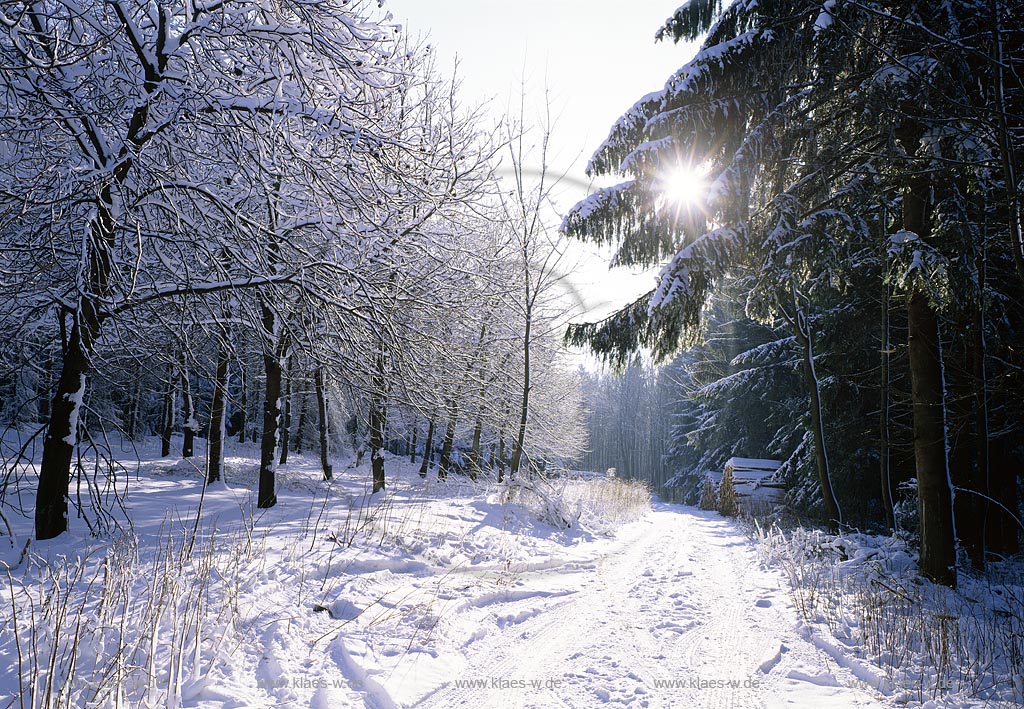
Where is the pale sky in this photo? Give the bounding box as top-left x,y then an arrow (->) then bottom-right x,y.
382,0 -> 699,321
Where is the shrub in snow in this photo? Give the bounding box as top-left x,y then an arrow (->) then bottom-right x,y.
754,523 -> 1024,706
3,519 -> 262,708
500,479 -> 580,530
894,478 -> 920,537
698,477 -> 719,511
573,477 -> 651,531
501,475 -> 651,534
718,469 -> 738,517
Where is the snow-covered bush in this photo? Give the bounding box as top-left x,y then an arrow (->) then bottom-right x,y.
755,523 -> 1024,706
499,478 -> 580,530
2,518 -> 261,708
571,476 -> 651,530
893,479 -> 920,536
501,474 -> 651,534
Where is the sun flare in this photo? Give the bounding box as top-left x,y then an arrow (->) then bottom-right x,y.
662,165 -> 707,208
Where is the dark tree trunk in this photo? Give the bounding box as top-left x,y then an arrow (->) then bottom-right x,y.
469,418 -> 482,481
789,290 -> 841,533
972,254 -> 993,561
126,379 -> 142,442
258,349 -> 282,508
801,334 -> 840,532
160,369 -> 175,458
369,350 -> 387,493
901,130 -> 957,587
510,314 -> 532,478
370,403 -> 385,493
438,411 -> 457,480
881,282 -> 896,531
36,194 -> 115,540
418,419 -> 435,478
257,305 -> 284,509
279,360 -> 292,466
410,422 -> 418,464
315,367 -> 332,481
237,365 -> 248,445
909,290 -> 958,589
35,320 -> 91,540
207,340 -> 230,484
950,321 -> 984,570
497,429 -> 506,483
987,437 -> 1020,556
181,368 -> 196,459
294,383 -> 307,455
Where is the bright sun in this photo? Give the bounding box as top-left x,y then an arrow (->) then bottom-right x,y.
661,165 -> 707,208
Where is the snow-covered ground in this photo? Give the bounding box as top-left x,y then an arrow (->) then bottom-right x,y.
755,524 -> 1023,708
0,439 -> 1010,707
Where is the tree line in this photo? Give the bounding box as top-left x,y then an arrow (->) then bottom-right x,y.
566,0 -> 1023,588
0,0 -> 587,541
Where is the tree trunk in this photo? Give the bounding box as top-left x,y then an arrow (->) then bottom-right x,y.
509,314 -> 532,478
35,321 -> 91,540
438,411 -> 457,480
950,317 -> 985,570
908,290 -> 957,586
880,281 -> 896,531
418,419 -> 434,478
257,305 -> 284,509
315,367 -> 332,481
161,369 -> 175,458
294,383 -> 307,455
900,128 -> 957,586
369,349 -> 387,493
126,379 -> 141,442
370,403 -> 385,493
181,368 -> 196,459
469,418 -> 482,481
35,194 -> 115,540
410,422 -> 418,464
971,268 -> 992,561
790,288 -> 841,532
237,365 -> 248,445
497,429 -> 506,483
279,360 -> 292,466
207,340 -> 230,484
986,436 -> 1020,557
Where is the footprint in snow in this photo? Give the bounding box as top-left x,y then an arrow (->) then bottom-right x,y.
758,643 -> 787,673
755,598 -> 772,608
787,668 -> 839,686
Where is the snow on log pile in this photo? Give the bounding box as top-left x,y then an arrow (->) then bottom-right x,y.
707,457 -> 785,516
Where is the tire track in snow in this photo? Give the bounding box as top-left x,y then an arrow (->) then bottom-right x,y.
406,505 -> 885,708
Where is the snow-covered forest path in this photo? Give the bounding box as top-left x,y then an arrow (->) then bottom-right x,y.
408,504 -> 883,708
1,459 -> 894,709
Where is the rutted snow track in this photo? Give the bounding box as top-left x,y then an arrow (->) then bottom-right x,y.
402,504 -> 884,709
0,454 -> 897,709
